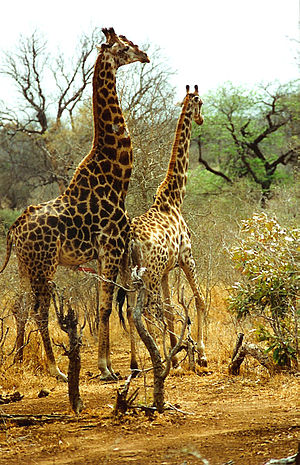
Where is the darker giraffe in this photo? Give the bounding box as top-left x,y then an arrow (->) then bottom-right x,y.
0,27 -> 149,381
121,85 -> 207,371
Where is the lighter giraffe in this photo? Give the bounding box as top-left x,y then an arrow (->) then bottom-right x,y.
120,85 -> 207,371
0,27 -> 149,381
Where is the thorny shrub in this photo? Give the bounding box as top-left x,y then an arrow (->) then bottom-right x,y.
228,213 -> 299,369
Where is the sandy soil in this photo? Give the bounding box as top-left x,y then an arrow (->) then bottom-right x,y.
0,338 -> 299,465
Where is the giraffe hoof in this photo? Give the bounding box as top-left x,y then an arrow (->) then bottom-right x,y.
131,368 -> 141,379
197,358 -> 208,368
56,371 -> 68,383
50,367 -> 67,382
99,370 -> 120,381
172,364 -> 183,374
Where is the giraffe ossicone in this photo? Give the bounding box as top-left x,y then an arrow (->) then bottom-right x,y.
0,27 -> 149,381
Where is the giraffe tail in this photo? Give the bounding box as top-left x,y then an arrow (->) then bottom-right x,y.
116,287 -> 127,332
0,229 -> 13,274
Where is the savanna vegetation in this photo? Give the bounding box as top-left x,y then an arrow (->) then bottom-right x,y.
0,28 -> 299,419
0,27 -> 299,465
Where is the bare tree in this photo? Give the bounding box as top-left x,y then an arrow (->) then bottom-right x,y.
0,38 -> 178,206
0,28 -> 102,194
52,286 -> 84,414
132,277 -> 189,413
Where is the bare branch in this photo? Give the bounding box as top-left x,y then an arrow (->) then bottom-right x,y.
193,135 -> 233,183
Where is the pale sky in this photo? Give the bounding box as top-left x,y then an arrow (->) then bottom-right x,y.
0,0 -> 299,106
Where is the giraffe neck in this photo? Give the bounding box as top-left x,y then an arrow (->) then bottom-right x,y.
65,49 -> 132,202
154,99 -> 192,210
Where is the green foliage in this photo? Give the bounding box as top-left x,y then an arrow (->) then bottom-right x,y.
186,165 -> 226,195
0,209 -> 21,233
193,81 -> 300,201
229,213 -> 299,368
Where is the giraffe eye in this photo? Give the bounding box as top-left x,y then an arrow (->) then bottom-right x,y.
118,46 -> 129,57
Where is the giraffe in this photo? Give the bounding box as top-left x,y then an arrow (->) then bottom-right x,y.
120,85 -> 207,371
0,27 -> 149,381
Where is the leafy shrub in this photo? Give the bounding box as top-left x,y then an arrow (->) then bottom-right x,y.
229,213 -> 299,369
0,209 -> 21,233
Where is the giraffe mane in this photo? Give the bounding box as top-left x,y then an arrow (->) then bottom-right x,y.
119,35 -> 141,49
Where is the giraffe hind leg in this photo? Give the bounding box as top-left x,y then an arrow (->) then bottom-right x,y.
97,262 -> 120,381
161,273 -> 180,368
125,291 -> 140,376
180,258 -> 208,367
32,283 -> 67,382
12,293 -> 29,363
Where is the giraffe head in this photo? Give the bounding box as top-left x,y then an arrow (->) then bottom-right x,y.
184,85 -> 204,126
99,27 -> 150,68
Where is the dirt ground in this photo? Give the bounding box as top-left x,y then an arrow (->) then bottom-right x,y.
0,336 -> 299,465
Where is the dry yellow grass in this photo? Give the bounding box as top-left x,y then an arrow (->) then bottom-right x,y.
0,259 -> 282,394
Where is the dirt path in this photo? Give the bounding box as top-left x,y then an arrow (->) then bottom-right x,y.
0,358 -> 299,465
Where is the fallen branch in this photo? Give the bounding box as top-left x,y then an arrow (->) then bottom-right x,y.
0,413 -> 74,428
0,391 -> 23,405
228,333 -> 277,375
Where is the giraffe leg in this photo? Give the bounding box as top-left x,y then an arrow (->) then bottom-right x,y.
32,282 -> 67,382
144,285 -> 161,339
118,252 -> 139,375
126,291 -> 140,375
161,274 -> 179,368
180,257 -> 208,367
12,293 -> 29,363
98,264 -> 119,380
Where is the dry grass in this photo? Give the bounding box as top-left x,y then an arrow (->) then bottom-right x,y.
0,216 -> 295,399
0,266 -> 275,395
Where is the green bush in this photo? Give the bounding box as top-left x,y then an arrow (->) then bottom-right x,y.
0,209 -> 21,233
228,212 -> 299,369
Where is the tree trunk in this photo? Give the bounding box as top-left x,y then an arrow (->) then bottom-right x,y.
68,323 -> 83,414
229,333 -> 278,375
53,292 -> 83,414
152,367 -> 165,413
132,287 -> 166,412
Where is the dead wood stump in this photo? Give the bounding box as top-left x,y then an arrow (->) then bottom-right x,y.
229,333 -> 277,375
113,373 -> 139,416
52,289 -> 83,414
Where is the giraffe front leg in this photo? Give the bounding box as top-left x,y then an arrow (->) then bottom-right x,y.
98,312 -> 118,380
194,294 -> 208,368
